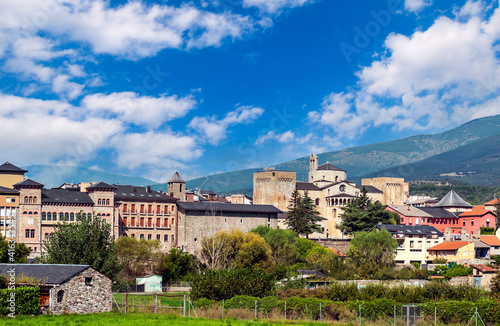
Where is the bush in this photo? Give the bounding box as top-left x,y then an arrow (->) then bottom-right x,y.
190,267 -> 274,301
0,286 -> 40,315
192,297 -> 217,309
432,257 -> 447,264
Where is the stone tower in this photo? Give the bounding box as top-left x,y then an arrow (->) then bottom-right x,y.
253,168 -> 296,212
308,154 -> 318,182
168,172 -> 186,201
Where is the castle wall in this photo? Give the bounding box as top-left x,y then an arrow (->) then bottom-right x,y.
362,177 -> 409,205
253,171 -> 296,212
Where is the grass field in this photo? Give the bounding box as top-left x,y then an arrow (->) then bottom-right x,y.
0,313 -> 336,326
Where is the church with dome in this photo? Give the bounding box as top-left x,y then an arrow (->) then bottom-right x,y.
253,154 -> 409,239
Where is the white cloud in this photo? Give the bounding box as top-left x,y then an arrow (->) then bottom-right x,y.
52,74 -> 85,100
243,0 -> 315,14
311,1 -> 500,139
189,105 -> 264,145
82,92 -> 197,128
255,130 -> 297,145
404,0 -> 433,13
109,131 -> 203,170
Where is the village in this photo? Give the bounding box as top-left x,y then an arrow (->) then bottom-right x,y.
1,158 -> 500,323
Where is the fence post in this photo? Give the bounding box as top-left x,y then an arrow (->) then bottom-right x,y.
183,295 -> 186,317
154,294 -> 157,314
222,299 -> 224,319
125,293 -> 128,314
394,305 -> 396,326
435,306 -> 436,326
320,302 -> 322,323
359,303 -> 361,325
255,300 -> 257,319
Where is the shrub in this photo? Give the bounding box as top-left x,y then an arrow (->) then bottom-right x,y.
0,286 -> 40,315
432,257 -> 447,264
190,267 -> 274,301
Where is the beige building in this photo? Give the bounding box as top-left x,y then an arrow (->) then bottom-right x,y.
253,154 -> 408,239
176,201 -> 280,256
362,177 -> 409,206
373,224 -> 444,264
427,241 -> 475,263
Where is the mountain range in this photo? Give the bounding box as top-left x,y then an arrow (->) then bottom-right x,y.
10,114 -> 500,193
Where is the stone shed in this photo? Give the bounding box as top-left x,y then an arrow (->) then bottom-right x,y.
0,264 -> 112,314
470,264 -> 499,290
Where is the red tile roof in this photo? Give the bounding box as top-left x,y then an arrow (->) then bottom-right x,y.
485,198 -> 500,205
459,205 -> 492,217
480,236 -> 500,246
428,241 -> 472,251
470,264 -> 499,273
329,248 -> 346,257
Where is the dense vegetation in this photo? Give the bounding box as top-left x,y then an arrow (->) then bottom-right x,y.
409,183 -> 500,205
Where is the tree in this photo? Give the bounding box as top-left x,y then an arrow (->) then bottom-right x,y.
251,226 -> 300,266
162,248 -> 198,283
338,189 -> 400,235
42,214 -> 121,278
286,191 -> 323,238
0,235 -> 31,263
116,236 -> 163,281
200,229 -> 271,270
347,229 -> 397,278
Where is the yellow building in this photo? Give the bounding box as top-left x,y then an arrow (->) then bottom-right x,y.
427,241 -> 475,263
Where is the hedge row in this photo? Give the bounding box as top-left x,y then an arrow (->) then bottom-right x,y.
277,281 -> 488,303
0,286 -> 40,315
193,295 -> 500,323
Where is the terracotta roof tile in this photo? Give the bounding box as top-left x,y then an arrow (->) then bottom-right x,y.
428,241 -> 472,251
470,264 -> 499,273
459,205 -> 491,217
480,236 -> 500,246
485,199 -> 500,205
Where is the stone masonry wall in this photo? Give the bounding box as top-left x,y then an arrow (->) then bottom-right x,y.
50,267 -> 112,314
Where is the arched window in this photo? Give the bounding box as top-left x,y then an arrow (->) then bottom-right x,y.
59,213 -> 64,221
23,211 -> 27,215
47,212 -> 51,221
70,213 -> 74,221
24,196 -> 28,203
57,290 -> 64,303
28,211 -> 33,215
42,212 -> 46,220
65,213 -> 69,221
28,196 -> 33,203
106,199 -> 110,205
315,198 -> 320,206
33,197 -> 37,204
98,199 -> 102,205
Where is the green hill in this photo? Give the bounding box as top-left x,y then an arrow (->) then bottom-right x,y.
175,114 -> 500,194
23,165 -> 157,188
363,133 -> 500,186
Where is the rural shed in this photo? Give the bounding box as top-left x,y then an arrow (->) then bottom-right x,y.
136,274 -> 162,293
0,264 -> 112,314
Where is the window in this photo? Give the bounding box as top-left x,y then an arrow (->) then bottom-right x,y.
148,218 -> 152,227
11,197 -> 15,203
171,235 -> 174,242
131,204 -> 136,213
70,213 -> 74,221
463,220 -> 466,226
42,212 -> 46,220
140,205 -> 145,213
31,229 -> 35,238
339,185 -> 346,192
240,219 -> 243,224
57,290 -> 64,303
401,218 -> 404,223
140,218 -> 144,227
106,199 -> 110,205
24,196 -> 28,203
6,197 -> 10,203
44,233 -> 49,239
171,218 -> 174,225
85,277 -> 92,286
123,204 -> 128,212
60,213 -> 64,221
157,205 -> 161,214
148,234 -> 152,240
148,205 -> 152,214
47,212 -> 52,221
33,197 -> 37,204
164,235 -> 168,242
164,218 -> 168,228
157,218 -> 161,227
140,234 -> 144,239
25,229 -> 30,238
156,235 -> 160,241
98,199 -> 102,205
410,241 -> 414,248
471,219 -> 474,226
194,238 -> 198,242
131,234 -> 135,238
165,206 -> 168,214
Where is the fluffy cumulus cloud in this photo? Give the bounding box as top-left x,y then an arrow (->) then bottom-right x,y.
404,0 -> 433,13
82,92 -> 197,128
189,105 -> 264,145
312,0 -> 500,140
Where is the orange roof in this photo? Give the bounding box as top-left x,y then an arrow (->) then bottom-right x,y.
329,248 -> 346,257
485,198 -> 500,205
459,205 -> 492,217
428,241 -> 472,251
480,235 -> 500,246
470,264 -> 499,273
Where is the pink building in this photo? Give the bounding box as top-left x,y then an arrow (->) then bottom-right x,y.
459,206 -> 496,236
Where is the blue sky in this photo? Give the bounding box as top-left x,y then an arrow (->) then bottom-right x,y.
1,0 -> 500,182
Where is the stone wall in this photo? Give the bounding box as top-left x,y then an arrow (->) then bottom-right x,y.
50,267 -> 112,314
253,170 -> 296,212
316,240 -> 351,255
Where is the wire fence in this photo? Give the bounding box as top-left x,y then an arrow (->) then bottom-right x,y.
111,294 -> 491,325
